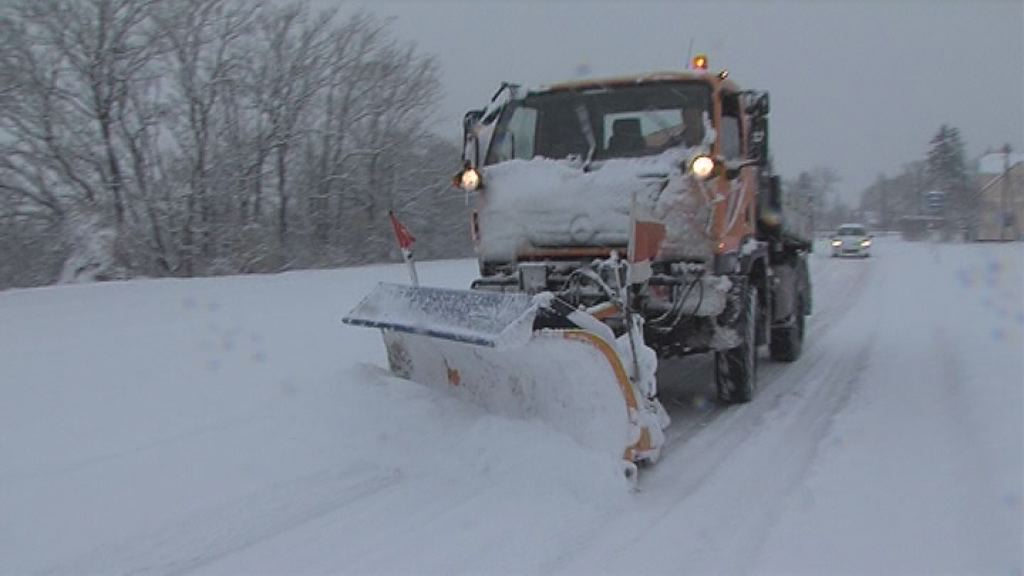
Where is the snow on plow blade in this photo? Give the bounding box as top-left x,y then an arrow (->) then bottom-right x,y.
343,283 -> 665,463
342,283 -> 537,347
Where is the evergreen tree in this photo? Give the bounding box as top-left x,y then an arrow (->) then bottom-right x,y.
926,124 -> 972,228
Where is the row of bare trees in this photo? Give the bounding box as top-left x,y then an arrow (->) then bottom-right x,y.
785,166 -> 843,233
0,0 -> 470,288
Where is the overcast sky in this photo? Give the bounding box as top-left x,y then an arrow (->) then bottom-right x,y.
338,0 -> 1023,200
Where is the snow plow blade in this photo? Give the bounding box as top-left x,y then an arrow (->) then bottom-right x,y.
343,283 -> 667,463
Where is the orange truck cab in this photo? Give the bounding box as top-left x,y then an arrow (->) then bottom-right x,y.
454,58 -> 812,403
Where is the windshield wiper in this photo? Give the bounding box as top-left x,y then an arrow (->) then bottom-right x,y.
573,102 -> 597,171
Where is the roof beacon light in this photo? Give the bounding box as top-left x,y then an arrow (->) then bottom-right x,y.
692,54 -> 708,71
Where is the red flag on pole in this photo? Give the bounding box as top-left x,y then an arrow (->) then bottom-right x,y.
388,210 -> 419,286
389,210 -> 416,251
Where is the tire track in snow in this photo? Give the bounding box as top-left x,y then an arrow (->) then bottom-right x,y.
545,250 -> 881,573
35,466 -> 402,576
736,331 -> 875,573
754,242 -> 1023,573
655,250 -> 875,456
3,409 -> 269,484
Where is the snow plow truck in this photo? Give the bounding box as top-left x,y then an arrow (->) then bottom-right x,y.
344,57 -> 812,474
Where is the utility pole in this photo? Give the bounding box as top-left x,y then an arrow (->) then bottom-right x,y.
879,178 -> 888,231
1001,144 -> 1012,241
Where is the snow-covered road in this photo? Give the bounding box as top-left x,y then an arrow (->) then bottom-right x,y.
2,238 -> 1021,575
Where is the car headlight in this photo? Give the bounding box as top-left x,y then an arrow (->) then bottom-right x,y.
860,239 -> 871,247
831,239 -> 842,247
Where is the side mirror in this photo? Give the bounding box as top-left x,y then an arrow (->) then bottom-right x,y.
463,109 -> 483,141
744,92 -> 770,116
462,109 -> 484,166
749,116 -> 769,166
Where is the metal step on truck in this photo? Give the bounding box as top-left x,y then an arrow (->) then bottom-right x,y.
345,56 -> 813,473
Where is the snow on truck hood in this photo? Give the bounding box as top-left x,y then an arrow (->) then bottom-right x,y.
477,148 -> 716,262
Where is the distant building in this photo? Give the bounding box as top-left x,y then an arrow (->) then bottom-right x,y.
975,151 -> 1024,241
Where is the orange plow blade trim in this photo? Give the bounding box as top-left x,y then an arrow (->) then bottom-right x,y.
379,326 -> 666,464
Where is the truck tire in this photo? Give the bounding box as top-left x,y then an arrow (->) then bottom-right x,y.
770,296 -> 804,362
715,284 -> 758,404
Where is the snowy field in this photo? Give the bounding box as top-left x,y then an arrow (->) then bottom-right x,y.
2,238 -> 1021,575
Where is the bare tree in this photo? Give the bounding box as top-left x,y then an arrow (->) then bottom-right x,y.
36,0 -> 157,226
0,0 -> 462,288
0,0 -> 163,280
246,3 -> 336,248
151,0 -> 259,273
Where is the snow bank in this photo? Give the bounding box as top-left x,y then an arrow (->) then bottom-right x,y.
0,260 -> 630,575
2,239 -> 1020,575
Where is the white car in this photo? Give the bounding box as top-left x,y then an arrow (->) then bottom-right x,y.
831,224 -> 872,257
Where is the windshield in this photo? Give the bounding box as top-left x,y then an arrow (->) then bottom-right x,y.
485,82 -> 711,164
837,226 -> 867,236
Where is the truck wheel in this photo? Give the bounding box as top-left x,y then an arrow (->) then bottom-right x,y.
715,285 -> 758,404
770,296 -> 804,362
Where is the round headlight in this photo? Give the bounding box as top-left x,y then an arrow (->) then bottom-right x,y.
691,155 -> 715,179
460,167 -> 481,190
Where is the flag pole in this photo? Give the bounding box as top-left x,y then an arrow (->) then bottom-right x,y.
623,190 -> 667,399
389,210 -> 419,286
403,247 -> 419,287
624,191 -> 643,387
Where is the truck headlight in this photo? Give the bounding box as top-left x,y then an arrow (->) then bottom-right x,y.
459,167 -> 481,191
690,155 -> 715,179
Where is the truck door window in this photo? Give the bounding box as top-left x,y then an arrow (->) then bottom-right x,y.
720,93 -> 742,160
489,105 -> 537,162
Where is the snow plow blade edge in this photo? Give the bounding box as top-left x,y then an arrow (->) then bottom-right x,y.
343,283 -> 537,347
